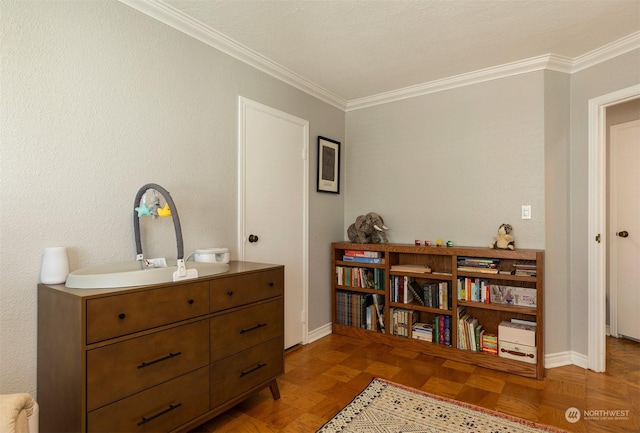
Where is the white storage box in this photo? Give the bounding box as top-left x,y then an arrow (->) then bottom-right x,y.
194,248 -> 230,264
499,340 -> 537,364
498,321 -> 536,346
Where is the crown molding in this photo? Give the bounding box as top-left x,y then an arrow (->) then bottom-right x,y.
120,1 -> 638,113
346,54 -> 574,111
572,30 -> 640,73
118,0 -> 348,111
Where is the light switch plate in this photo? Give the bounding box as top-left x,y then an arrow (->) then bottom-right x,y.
522,205 -> 532,220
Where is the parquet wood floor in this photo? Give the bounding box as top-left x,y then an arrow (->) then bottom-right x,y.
191,334 -> 639,433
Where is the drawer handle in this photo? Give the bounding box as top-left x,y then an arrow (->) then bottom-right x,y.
227,291 -> 234,296
269,282 -> 274,287
137,403 -> 182,426
118,313 -> 126,320
137,351 -> 182,369
187,299 -> 194,304
239,323 -> 267,334
240,362 -> 267,377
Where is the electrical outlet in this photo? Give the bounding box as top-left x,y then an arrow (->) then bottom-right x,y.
522,205 -> 532,220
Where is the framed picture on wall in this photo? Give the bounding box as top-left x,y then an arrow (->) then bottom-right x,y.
317,136 -> 341,194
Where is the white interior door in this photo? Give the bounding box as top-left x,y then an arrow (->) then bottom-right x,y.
238,97 -> 308,349
611,119 -> 640,341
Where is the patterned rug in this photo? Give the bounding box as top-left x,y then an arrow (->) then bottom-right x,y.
317,378 -> 567,433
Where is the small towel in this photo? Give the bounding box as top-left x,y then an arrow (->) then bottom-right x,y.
0,393 -> 35,433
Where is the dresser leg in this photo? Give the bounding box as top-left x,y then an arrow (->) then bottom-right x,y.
269,380 -> 281,400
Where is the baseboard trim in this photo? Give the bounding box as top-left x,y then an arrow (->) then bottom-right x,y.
308,323 -> 332,343
308,325 -> 592,371
544,351 -> 589,370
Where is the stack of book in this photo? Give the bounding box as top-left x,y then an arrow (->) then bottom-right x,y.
390,263 -> 431,273
513,263 -> 537,277
342,249 -> 384,264
411,322 -> 433,342
457,257 -> 500,274
481,333 -> 498,355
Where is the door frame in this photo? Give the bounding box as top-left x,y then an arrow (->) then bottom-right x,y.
587,84 -> 640,372
237,96 -> 310,346
609,119 -> 640,339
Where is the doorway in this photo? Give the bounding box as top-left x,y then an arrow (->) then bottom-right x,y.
237,97 -> 309,350
609,117 -> 640,341
588,85 -> 640,372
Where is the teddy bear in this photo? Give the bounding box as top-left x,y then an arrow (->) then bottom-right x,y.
489,223 -> 515,250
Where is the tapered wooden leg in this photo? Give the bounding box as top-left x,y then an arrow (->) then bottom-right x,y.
269,379 -> 281,400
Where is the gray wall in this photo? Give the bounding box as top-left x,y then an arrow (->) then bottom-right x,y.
345,71 -> 567,351
569,50 -> 640,354
345,73 -> 545,249
0,1 -> 344,396
2,0 -> 639,401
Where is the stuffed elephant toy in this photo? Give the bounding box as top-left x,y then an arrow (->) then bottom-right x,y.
347,212 -> 389,243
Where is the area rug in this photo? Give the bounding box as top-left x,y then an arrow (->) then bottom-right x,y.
317,378 -> 567,433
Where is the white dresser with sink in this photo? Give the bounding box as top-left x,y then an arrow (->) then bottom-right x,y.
37,261 -> 284,433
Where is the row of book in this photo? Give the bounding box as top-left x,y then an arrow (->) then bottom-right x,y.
390,276 -> 452,310
457,277 -> 536,307
456,306 -> 490,352
335,292 -> 385,332
335,266 -> 385,290
389,308 -> 416,337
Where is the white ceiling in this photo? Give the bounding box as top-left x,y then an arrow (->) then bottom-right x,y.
132,0 -> 640,106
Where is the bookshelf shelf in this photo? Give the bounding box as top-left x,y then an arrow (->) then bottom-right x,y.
457,300 -> 537,314
331,242 -> 545,379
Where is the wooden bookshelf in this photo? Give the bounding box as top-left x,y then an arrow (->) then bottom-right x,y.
331,242 -> 545,379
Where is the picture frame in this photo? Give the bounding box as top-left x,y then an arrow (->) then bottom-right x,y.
317,136 -> 341,194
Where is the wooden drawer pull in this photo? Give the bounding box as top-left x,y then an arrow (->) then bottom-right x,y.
239,323 -> 267,334
118,313 -> 126,320
187,299 -> 194,304
227,291 -> 234,296
137,403 -> 182,426
269,282 -> 274,287
240,362 -> 267,377
137,351 -> 182,369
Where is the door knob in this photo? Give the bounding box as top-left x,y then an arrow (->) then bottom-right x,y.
248,234 -> 259,243
616,231 -> 629,238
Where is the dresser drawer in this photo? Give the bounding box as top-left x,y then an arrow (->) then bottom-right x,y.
210,269 -> 283,312
87,320 -> 209,411
86,281 -> 209,343
210,299 -> 283,361
87,366 -> 208,433
209,336 -> 283,409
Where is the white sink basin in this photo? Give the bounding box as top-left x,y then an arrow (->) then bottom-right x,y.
65,260 -> 229,289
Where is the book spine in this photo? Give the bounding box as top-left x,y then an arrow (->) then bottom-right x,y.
344,250 -> 383,258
